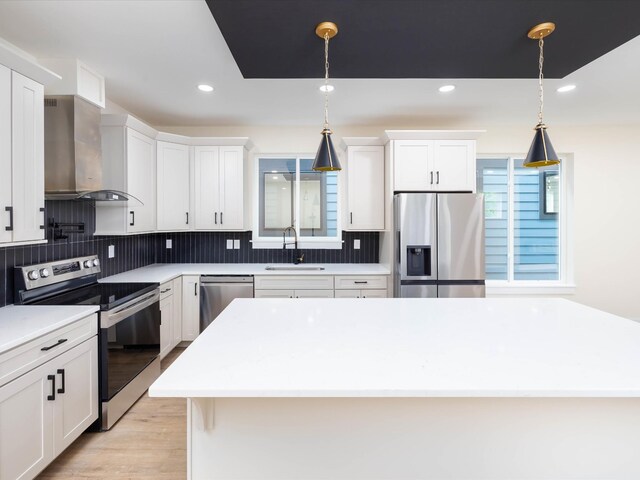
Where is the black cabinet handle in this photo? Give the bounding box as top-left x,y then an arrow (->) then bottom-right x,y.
186,212 -> 189,225
57,368 -> 65,394
47,375 -> 56,401
40,207 -> 45,229
5,206 -> 13,231
41,338 -> 68,351
220,212 -> 223,225
194,282 -> 198,296
129,211 -> 135,226
436,171 -> 440,185
430,171 -> 433,184
354,281 -> 368,284
350,212 -> 353,224
214,212 -> 217,225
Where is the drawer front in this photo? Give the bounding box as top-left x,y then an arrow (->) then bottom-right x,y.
361,289 -> 388,298
334,290 -> 361,299
0,314 -> 97,388
159,281 -> 174,300
254,275 -> 334,291
293,290 -> 334,299
334,275 -> 388,290
254,290 -> 295,299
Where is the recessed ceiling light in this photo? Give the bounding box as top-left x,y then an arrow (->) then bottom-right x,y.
319,84 -> 335,93
557,84 -> 576,93
438,85 -> 456,93
197,84 -> 214,92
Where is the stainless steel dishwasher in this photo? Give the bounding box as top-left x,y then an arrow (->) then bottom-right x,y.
199,276 -> 254,332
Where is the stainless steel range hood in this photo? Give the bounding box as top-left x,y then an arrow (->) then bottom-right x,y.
44,95 -> 139,202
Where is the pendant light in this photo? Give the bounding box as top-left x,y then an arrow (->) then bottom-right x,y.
524,22 -> 560,168
312,21 -> 341,172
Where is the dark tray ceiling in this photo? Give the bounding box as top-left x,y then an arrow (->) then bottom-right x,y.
207,0 -> 640,79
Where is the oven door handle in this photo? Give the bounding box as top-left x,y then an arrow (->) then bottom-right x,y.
101,290 -> 160,329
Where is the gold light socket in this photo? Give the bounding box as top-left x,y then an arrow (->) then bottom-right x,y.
316,22 -> 338,39
528,22 -> 555,39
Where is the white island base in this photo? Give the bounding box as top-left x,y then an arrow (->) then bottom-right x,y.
150,299 -> 640,479
188,397 -> 640,479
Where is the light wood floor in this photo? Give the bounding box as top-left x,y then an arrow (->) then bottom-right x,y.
37,348 -> 187,480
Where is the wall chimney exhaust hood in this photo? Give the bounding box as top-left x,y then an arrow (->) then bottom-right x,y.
44,95 -> 141,203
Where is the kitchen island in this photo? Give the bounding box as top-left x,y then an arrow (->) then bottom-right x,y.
149,298 -> 640,479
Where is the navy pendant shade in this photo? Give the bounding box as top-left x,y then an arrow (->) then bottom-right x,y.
523,123 -> 560,168
312,128 -> 342,171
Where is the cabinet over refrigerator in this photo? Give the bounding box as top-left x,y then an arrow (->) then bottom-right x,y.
394,193 -> 485,298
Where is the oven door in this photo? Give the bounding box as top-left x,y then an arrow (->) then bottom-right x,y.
100,290 -> 160,402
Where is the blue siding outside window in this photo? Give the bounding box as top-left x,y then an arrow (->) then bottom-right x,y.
477,158 -> 560,281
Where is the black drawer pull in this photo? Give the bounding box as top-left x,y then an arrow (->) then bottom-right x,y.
40,207 -> 45,229
57,368 -> 66,394
5,206 -> 13,231
41,338 -> 68,351
129,210 -> 135,226
47,375 -> 56,401
354,281 -> 368,284
160,288 -> 171,294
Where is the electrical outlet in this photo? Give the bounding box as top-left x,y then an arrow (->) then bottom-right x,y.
233,239 -> 240,249
354,239 -> 361,250
166,239 -> 172,249
108,245 -> 115,258
226,239 -> 233,249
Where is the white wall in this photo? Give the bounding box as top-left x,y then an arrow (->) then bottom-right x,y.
158,123 -> 640,320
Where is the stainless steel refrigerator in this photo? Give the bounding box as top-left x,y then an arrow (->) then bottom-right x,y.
394,193 -> 485,298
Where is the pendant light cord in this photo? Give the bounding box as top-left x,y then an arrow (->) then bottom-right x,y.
538,37 -> 544,125
324,32 -> 330,130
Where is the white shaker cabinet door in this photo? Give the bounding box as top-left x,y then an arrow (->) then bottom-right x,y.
393,140 -> 434,192
0,65 -> 11,243
182,275 -> 200,341
433,140 -> 476,192
218,146 -> 244,230
157,141 -> 190,231
0,359 -> 54,480
53,337 -> 98,454
193,146 -> 220,230
11,71 -> 45,242
346,146 -> 384,230
126,128 -> 156,233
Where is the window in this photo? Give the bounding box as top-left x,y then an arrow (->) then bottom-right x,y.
254,155 -> 340,247
476,157 -> 572,288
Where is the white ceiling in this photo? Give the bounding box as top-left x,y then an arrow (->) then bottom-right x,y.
0,0 -> 638,128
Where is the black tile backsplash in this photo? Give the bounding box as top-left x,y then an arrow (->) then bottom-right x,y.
0,200 -> 379,307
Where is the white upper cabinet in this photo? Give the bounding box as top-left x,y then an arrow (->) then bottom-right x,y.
345,145 -> 385,231
0,64 -> 11,244
193,145 -> 245,230
157,141 -> 190,231
388,131 -> 482,193
0,69 -> 45,245
95,116 -> 157,235
40,58 -> 105,108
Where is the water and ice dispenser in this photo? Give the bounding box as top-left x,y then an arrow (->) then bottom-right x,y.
406,245 -> 431,276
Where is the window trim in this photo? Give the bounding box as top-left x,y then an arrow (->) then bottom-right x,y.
478,153 -> 574,294
252,153 -> 343,249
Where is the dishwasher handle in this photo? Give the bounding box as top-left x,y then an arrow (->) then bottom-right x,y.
200,276 -> 253,284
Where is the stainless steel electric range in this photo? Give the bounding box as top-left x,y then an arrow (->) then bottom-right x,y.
15,255 -> 161,430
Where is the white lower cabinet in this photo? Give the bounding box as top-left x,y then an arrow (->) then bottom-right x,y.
0,330 -> 98,480
172,277 -> 183,347
254,275 -> 389,299
182,275 -> 200,341
160,278 -> 185,357
334,275 -> 389,299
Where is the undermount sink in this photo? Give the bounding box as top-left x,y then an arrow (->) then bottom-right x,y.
265,265 -> 325,271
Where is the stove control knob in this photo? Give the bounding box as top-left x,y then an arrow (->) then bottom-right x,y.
28,270 -> 40,280
40,268 -> 50,278
84,260 -> 93,268
93,259 -> 100,267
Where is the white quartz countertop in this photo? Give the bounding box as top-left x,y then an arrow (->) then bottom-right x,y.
100,263 -> 390,284
0,305 -> 99,354
149,298 -> 640,398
